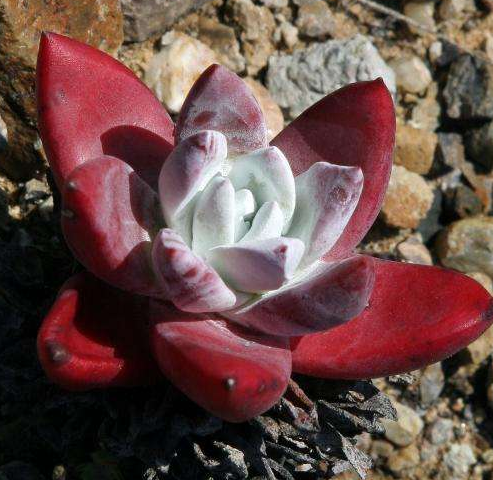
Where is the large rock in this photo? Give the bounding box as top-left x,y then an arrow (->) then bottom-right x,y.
443,54 -> 493,120
381,165 -> 434,229
121,0 -> 211,42
197,17 -> 245,73
225,0 -> 276,75
144,32 -> 217,114
0,0 -> 123,180
436,216 -> 493,278
266,35 -> 396,119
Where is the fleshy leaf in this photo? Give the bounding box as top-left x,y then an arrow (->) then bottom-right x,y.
159,130 -> 227,245
37,272 -> 161,390
62,155 -> 161,296
234,189 -> 256,242
152,229 -> 236,313
36,32 -> 174,189
192,177 -> 236,257
272,79 -> 395,259
150,301 -> 291,422
228,146 -> 296,233
176,64 -> 268,156
224,256 -> 375,337
291,258 -> 493,378
289,162 -> 363,267
240,201 -> 284,243
209,237 -> 305,294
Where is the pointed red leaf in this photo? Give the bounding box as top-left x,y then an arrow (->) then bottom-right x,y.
272,80 -> 395,260
36,32 -> 174,189
291,258 -> 493,379
225,256 -> 375,337
176,64 -> 268,156
62,156 -> 161,296
37,272 -> 161,390
150,301 -> 291,422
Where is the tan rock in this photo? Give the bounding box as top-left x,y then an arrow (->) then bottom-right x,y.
436,216 -> 493,278
243,78 -> 284,141
280,22 -> 299,49
404,1 -> 436,32
395,123 -> 437,175
226,0 -> 276,75
198,17 -> 245,73
387,444 -> 420,473
145,32 -> 217,114
371,440 -> 395,459
381,401 -> 424,447
390,56 -> 432,94
381,166 -> 434,229
420,363 -> 444,405
0,0 -> 123,180
396,236 -> 433,265
296,0 -> 335,38
438,0 -> 466,20
410,82 -> 440,131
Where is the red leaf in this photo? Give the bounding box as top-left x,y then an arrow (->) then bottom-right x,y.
272,80 -> 395,260
176,64 -> 268,156
225,256 -> 375,337
291,258 -> 493,379
150,301 -> 291,422
37,273 -> 161,390
62,156 -> 161,296
36,32 -> 174,189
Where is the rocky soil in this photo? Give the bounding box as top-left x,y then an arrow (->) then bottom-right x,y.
3,0 -> 493,478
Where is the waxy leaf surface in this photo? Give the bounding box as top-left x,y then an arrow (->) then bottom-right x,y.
37,273 -> 161,390
291,259 -> 493,378
62,156 -> 161,296
176,64 -> 268,156
225,256 -> 375,337
37,32 -> 174,189
152,229 -> 236,313
150,302 -> 291,422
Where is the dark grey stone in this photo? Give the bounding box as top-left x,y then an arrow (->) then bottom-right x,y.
121,0 -> 213,42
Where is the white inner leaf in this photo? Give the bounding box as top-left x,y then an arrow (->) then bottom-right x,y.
208,237 -> 305,294
192,176 -> 236,257
289,162 -> 363,267
228,146 -> 296,233
240,201 -> 284,243
159,130 -> 227,245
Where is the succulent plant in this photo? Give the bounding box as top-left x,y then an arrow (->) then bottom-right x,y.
36,32 -> 493,423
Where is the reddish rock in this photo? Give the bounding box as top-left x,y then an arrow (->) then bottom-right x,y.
0,0 -> 123,180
